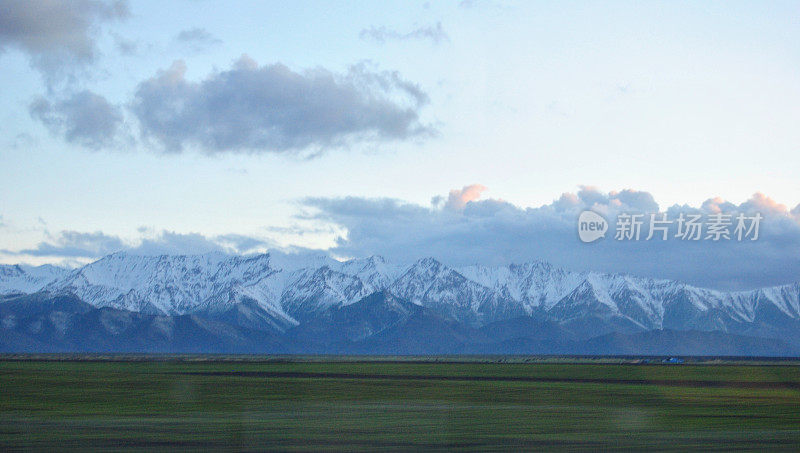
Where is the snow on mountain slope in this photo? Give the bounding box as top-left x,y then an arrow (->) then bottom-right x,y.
390,258 -> 523,326
47,252 -> 254,313
35,251 -> 392,324
337,255 -> 402,293
748,284 -> 800,319
278,265 -> 373,321
2,252 -> 799,336
266,251 -> 340,273
546,273 -> 667,331
548,278 -> 649,338
456,261 -> 800,331
458,261 -> 584,311
43,252 -> 298,319
0,264 -> 68,295
457,262 -> 670,326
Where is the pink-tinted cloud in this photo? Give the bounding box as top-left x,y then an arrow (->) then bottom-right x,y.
700,193 -> 791,218
444,184 -> 487,211
700,197 -> 735,214
740,192 -> 789,215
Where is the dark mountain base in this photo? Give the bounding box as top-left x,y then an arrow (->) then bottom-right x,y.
2,292 -> 797,356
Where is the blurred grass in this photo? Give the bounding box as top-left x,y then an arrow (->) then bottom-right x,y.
1,358 -> 799,451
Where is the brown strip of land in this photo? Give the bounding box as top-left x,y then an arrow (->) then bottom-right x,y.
178,371 -> 800,390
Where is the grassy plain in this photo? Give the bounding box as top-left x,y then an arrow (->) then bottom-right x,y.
1,356 -> 799,451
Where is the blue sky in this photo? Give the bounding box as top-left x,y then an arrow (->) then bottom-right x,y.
1,1 -> 799,289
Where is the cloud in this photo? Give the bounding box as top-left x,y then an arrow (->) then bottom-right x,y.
175,27 -> 221,51
8,188 -> 800,291
131,56 -> 434,154
5,230 -> 275,259
29,90 -> 123,149
0,0 -> 129,85
111,32 -> 137,56
431,184 -> 488,211
739,192 -> 790,216
213,234 -> 272,254
303,187 -> 800,291
458,0 -> 504,9
360,22 -> 448,45
10,231 -> 126,257
10,132 -> 38,149
129,231 -> 227,255
792,204 -> 800,223
550,186 -> 659,214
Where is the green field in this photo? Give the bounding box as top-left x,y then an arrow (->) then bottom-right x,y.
1,357 -> 799,451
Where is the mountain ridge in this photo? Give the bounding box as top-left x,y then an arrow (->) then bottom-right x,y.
1,251 -> 799,354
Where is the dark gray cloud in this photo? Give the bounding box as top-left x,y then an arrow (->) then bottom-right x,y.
360,22 -> 448,45
303,187 -> 800,291
29,90 -> 123,149
175,27 -> 221,51
0,0 -> 129,85
131,56 -> 433,154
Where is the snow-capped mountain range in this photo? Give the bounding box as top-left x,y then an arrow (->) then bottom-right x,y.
2,251 -> 799,345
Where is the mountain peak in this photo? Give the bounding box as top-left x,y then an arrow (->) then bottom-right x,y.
3,251 -> 800,346
415,257 -> 444,268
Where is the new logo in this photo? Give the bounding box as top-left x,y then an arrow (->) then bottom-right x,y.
578,210 -> 608,243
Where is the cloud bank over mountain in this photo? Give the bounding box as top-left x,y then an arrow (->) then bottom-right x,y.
3,183 -> 799,291
3,230 -> 275,260
305,186 -> 800,291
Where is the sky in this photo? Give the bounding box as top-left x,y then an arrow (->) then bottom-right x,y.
1,0 -> 799,290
